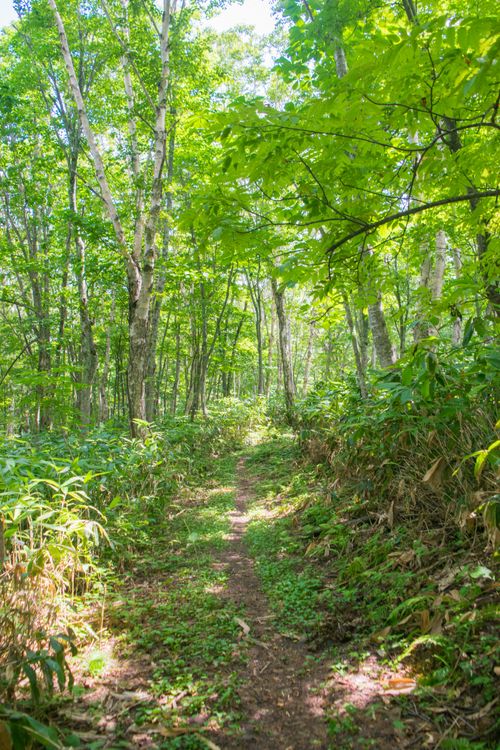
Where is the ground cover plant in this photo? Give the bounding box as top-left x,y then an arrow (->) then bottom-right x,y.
243,429 -> 499,748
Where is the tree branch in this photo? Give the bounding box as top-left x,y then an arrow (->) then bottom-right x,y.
324,190 -> 500,256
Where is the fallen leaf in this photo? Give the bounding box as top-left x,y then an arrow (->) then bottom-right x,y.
382,677 -> 417,693
388,501 -> 395,529
199,737 -> 222,750
422,457 -> 446,491
419,609 -> 430,633
467,698 -> 497,720
158,726 -> 213,741
429,613 -> 443,635
371,625 -> 391,641
437,566 -> 461,592
235,617 -> 250,636
73,730 -> 103,742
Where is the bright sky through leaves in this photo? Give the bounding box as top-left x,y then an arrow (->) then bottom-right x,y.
207,0 -> 275,33
0,0 -> 276,33
0,0 -> 16,29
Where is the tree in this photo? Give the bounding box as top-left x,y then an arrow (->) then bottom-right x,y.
47,0 -> 172,435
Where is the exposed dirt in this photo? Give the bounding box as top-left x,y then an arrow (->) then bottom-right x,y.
208,458 -> 331,749
55,454 -> 429,749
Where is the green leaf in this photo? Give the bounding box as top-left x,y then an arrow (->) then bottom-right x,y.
469,565 -> 493,580
22,663 -> 40,703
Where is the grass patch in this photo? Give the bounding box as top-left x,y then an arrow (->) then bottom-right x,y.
100,453 -> 246,737
242,432 -> 499,747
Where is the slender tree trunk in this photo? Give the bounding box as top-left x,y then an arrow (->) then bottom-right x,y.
343,294 -> 368,397
452,248 -> 463,345
266,297 -> 275,396
55,253 -> 69,370
302,322 -> 315,393
37,317 -> 51,431
368,294 -> 397,368
100,300 -> 115,421
333,43 -> 396,367
154,309 -> 172,415
189,278 -> 208,418
171,320 -> 181,415
271,277 -> 295,422
414,231 -> 448,342
0,517 -> 5,571
227,303 -> 247,396
324,331 -> 333,381
432,230 -> 447,300
354,308 -> 369,372
246,268 -> 265,395
49,0 -> 172,436
67,163 -> 98,425
75,231 -> 98,424
414,248 -> 432,342
145,124 -> 175,421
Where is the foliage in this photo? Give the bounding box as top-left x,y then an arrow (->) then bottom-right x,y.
0,398 -> 259,743
0,0 -> 498,746
243,431 -> 499,746
298,339 -> 499,538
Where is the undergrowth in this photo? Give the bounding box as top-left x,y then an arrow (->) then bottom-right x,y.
243,395 -> 499,748
0,398 -> 259,748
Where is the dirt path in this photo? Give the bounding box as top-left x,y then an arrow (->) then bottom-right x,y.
209,458 -> 331,749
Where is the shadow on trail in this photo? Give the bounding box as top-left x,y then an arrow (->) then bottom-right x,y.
58,438 -> 407,749
207,457 -> 330,750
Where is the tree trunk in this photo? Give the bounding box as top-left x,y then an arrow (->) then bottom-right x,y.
145,123 -> 175,421
333,45 -> 396,368
368,294 -> 397,368
324,331 -> 333,381
171,321 -> 181,415
414,231 -> 447,342
343,294 -> 368,397
100,300 -> 114,421
227,303 -> 247,396
49,0 -> 172,437
75,230 -> 98,425
246,268 -> 265,395
354,308 -> 369,372
67,163 -> 98,426
432,230 -> 447,300
452,248 -> 463,345
271,277 -> 295,422
265,296 -> 275,396
302,322 -> 315,393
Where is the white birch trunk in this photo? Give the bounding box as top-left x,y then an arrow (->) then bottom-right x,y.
49,0 -> 172,436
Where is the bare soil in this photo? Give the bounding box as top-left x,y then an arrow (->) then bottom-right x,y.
57,455 -> 420,749
207,458 -> 331,749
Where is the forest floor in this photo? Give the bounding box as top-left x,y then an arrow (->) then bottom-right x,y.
54,432 -> 498,749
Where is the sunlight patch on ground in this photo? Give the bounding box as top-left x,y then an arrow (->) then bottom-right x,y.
326,654 -> 416,712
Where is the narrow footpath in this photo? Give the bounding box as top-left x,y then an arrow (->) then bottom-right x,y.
209,458 -> 330,749
59,441 -> 408,749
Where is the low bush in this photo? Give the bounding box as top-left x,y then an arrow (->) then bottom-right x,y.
0,398 -> 259,741
297,339 -> 499,543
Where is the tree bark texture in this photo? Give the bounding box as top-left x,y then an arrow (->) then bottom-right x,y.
49,0 -> 172,436
271,277 -> 296,422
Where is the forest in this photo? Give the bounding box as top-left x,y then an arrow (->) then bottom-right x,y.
0,0 -> 498,748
